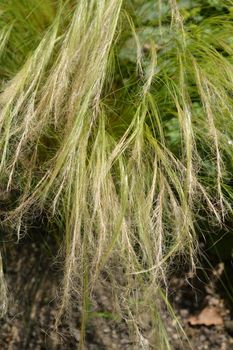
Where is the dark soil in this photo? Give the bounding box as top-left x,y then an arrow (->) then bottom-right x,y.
0,235 -> 133,350
1,235 -> 233,349
168,262 -> 233,350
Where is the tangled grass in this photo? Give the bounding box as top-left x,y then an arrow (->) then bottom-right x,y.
1,0 -> 233,348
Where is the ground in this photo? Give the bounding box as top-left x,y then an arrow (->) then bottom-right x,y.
1,235 -> 233,349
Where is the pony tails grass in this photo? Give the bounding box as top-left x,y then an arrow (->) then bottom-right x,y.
0,253 -> 7,317
1,0 -> 233,348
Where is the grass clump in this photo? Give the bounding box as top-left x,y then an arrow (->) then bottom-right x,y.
0,0 -> 233,348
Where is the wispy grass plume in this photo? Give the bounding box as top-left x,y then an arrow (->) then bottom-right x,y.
1,0 -> 233,348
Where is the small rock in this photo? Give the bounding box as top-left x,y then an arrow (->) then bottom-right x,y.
180,309 -> 189,317
103,327 -> 110,334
